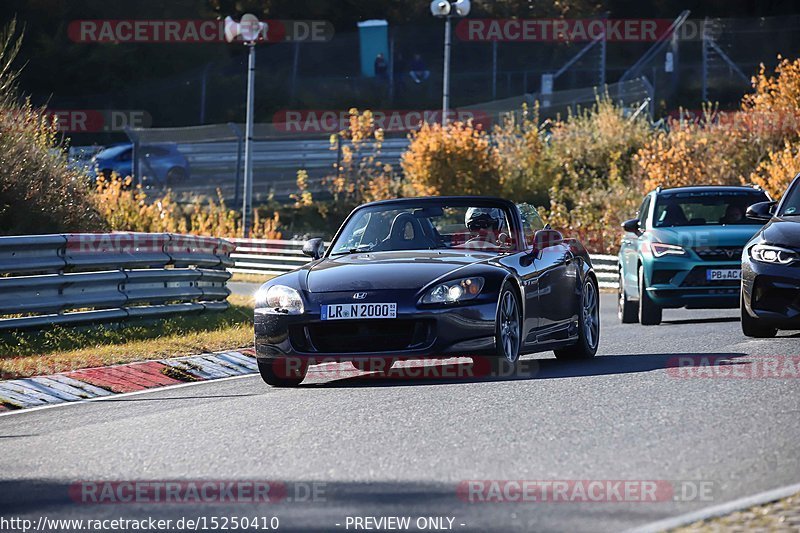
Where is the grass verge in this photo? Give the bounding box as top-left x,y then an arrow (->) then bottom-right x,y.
0,294 -> 254,379
671,491 -> 800,532
228,272 -> 276,284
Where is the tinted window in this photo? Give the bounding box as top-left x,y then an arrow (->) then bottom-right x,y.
653,190 -> 769,227
779,179 -> 800,216
144,146 -> 170,157
638,196 -> 651,227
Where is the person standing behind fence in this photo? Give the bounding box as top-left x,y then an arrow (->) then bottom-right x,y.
409,53 -> 430,84
374,53 -> 388,81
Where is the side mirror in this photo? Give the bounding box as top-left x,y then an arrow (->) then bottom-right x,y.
746,201 -> 776,222
622,218 -> 641,235
302,238 -> 325,259
532,228 -> 563,253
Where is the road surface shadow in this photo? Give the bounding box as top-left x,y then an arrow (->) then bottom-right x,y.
0,478 -> 707,533
660,316 -> 739,326
302,352 -> 749,389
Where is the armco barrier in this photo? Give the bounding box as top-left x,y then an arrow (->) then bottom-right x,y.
229,238 -> 619,288
0,233 -> 234,331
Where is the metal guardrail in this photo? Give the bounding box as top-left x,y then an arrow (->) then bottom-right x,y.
0,233 -> 234,331
589,254 -> 619,290
229,238 -> 619,288
228,238 -> 328,276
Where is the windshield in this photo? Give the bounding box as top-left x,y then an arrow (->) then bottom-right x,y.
330,202 -> 515,255
779,180 -> 800,216
653,191 -> 770,227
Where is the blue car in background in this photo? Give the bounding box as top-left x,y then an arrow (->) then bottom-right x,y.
618,185 -> 771,325
92,143 -> 189,186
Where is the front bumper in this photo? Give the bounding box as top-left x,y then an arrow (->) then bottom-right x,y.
255,290 -> 498,361
742,257 -> 800,328
644,257 -> 741,309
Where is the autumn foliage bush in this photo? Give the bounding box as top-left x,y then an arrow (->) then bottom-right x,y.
401,120 -> 502,196
632,113 -> 758,192
492,104 -> 551,205
94,176 -> 282,239
541,97 -> 652,252
0,21 -> 105,235
750,140 -> 800,199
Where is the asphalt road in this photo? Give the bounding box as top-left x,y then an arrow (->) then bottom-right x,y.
1,291 -> 799,532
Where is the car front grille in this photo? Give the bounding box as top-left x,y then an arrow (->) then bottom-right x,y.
693,246 -> 743,261
297,319 -> 434,354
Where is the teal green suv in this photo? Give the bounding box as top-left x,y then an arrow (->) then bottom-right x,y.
618,185 -> 771,325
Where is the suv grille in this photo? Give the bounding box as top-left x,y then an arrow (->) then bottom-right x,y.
694,246 -> 743,261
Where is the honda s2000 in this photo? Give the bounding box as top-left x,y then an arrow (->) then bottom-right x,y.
254,196 -> 600,386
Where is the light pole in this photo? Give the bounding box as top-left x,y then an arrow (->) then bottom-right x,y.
430,0 -> 470,126
224,14 -> 267,238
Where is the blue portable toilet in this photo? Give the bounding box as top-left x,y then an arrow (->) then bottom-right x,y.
357,20 -> 389,77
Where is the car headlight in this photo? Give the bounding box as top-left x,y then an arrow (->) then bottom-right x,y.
750,244 -> 798,265
422,277 -> 484,304
255,285 -> 305,314
648,242 -> 687,257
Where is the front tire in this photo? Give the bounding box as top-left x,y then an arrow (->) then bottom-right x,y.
638,265 -> 662,326
492,284 -> 521,374
258,358 -> 307,387
555,277 -> 600,360
618,269 -> 638,323
740,293 -> 777,338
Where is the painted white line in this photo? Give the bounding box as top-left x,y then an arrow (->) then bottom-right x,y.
0,372 -> 259,419
627,481 -> 800,533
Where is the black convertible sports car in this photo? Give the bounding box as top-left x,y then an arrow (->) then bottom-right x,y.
254,196 -> 600,386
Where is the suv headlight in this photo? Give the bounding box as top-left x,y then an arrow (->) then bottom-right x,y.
750,244 -> 798,265
648,242 -> 687,257
255,285 -> 305,314
422,277 -> 484,304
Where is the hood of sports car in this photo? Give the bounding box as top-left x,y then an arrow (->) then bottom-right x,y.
304,250 -> 495,292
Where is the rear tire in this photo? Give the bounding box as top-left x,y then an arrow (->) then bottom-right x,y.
258,358 -> 307,387
555,277 -> 600,360
638,265 -> 662,326
166,167 -> 187,186
618,269 -> 638,323
740,293 -> 777,338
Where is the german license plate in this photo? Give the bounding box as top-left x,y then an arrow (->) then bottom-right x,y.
706,269 -> 741,281
321,303 -> 397,320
